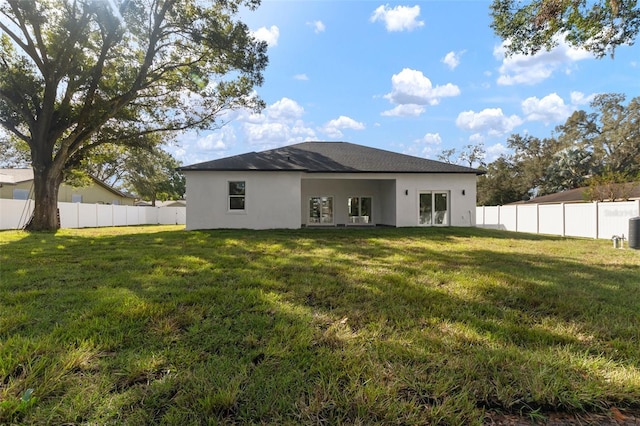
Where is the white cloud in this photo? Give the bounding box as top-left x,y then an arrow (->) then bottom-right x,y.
322,115 -> 365,139
307,20 -> 325,34
238,97 -> 316,148
252,25 -> 280,47
381,104 -> 425,117
494,37 -> 592,86
383,68 -> 460,113
570,91 -> 595,105
420,132 -> 442,145
370,4 -> 424,32
293,74 -> 309,81
266,97 -> 305,121
469,133 -> 485,144
442,50 -> 465,70
404,133 -> 442,158
456,108 -> 523,136
196,130 -> 233,151
486,142 -> 509,162
522,93 -> 572,125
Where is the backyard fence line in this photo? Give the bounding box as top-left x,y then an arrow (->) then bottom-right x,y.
0,199 -> 185,230
476,200 -> 640,240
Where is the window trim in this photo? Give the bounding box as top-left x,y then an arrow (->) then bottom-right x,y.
227,180 -> 246,213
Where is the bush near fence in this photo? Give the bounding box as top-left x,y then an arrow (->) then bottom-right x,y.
0,199 -> 185,230
476,200 -> 640,240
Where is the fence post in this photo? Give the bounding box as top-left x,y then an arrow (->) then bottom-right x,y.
561,203 -> 566,237
536,203 -> 540,235
594,201 -> 599,239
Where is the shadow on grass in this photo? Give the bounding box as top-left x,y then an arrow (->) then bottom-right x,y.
0,227 -> 638,424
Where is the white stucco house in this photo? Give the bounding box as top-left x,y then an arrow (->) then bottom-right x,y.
179,141 -> 484,230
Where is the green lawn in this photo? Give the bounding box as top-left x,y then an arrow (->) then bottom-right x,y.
1,226 -> 639,425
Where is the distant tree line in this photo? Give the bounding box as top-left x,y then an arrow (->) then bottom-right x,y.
440,94 -> 640,206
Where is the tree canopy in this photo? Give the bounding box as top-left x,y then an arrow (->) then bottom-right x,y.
490,0 -> 640,57
477,93 -> 640,205
0,0 -> 267,230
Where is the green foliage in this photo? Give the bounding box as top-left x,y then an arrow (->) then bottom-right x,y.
490,0 -> 640,57
542,145 -> 594,193
483,93 -> 640,203
123,147 -> 185,204
583,169 -> 639,201
0,0 -> 267,230
0,132 -> 30,167
477,156 -> 531,205
1,226 -> 639,424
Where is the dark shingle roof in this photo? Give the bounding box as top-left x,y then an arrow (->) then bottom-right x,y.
180,141 -> 483,175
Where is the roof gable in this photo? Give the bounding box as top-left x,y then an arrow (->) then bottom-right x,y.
180,141 -> 483,174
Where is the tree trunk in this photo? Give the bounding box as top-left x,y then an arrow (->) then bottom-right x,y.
25,164 -> 64,231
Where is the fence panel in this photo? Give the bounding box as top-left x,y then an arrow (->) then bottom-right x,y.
113,205 -> 129,226
157,207 -> 186,225
0,199 -> 33,229
78,203 -> 99,228
59,203 -> 79,228
96,204 -> 114,227
516,205 -> 538,234
538,204 -> 564,236
564,204 -> 597,238
482,206 -> 501,228
499,206 -> 517,231
476,201 -> 638,240
0,200 -> 186,230
598,201 -> 639,239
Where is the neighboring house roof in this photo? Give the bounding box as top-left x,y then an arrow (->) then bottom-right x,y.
179,141 -> 484,175
0,168 -> 34,184
516,182 -> 640,204
0,168 -> 135,199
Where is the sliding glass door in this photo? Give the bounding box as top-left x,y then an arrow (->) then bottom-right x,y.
419,191 -> 448,226
309,196 -> 334,224
348,196 -> 372,224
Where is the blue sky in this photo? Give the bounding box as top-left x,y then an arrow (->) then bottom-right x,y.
173,0 -> 640,167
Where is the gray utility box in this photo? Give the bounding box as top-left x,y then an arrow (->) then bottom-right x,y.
630,217 -> 640,249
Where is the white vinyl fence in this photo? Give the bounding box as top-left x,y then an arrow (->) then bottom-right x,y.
0,199 -> 185,230
476,200 -> 640,240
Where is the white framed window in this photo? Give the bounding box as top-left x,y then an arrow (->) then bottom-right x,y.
13,189 -> 29,200
419,191 -> 449,226
348,196 -> 372,224
71,194 -> 83,203
228,181 -> 246,211
309,196 -> 333,225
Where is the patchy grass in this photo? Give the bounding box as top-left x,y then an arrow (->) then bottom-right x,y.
0,225 -> 639,425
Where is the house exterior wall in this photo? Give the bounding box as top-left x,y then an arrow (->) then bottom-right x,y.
58,183 -> 135,205
0,180 -> 134,205
183,170 -> 303,230
0,181 -> 32,199
394,173 -> 477,227
184,171 -> 478,230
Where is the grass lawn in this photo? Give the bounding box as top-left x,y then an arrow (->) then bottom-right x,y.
1,225 -> 639,425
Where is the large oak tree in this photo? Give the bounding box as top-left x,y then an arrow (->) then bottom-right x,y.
490,0 -> 640,57
0,0 -> 267,230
